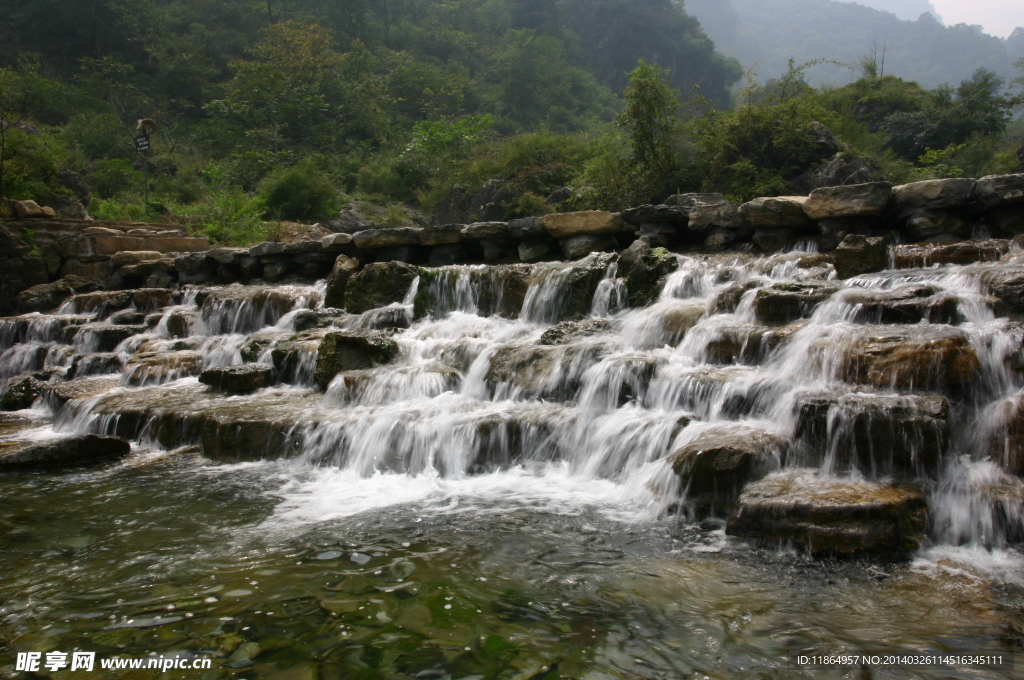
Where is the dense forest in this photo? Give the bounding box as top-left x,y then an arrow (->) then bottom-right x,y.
0,0 -> 1022,245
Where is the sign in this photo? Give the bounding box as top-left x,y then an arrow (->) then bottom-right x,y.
135,134 -> 150,152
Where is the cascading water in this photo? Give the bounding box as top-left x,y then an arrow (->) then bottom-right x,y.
2,248 -> 1022,678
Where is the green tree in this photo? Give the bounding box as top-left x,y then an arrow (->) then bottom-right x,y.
0,60 -> 60,200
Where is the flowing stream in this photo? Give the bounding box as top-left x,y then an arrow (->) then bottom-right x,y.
1,249 -> 1023,679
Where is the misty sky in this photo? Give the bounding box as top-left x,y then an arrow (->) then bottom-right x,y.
923,0 -> 1022,37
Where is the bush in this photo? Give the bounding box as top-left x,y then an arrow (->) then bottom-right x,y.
259,159 -> 340,220
87,159 -> 142,199
175,188 -> 267,246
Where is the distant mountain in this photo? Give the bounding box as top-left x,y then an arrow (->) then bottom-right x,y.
685,0 -> 1015,89
843,0 -> 942,23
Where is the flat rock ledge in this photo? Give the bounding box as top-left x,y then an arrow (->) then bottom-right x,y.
725,470 -> 927,557
0,434 -> 131,471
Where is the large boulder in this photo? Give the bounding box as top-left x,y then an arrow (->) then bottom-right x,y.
16,275 -> 102,314
461,222 -> 509,240
59,167 -> 93,206
10,199 -> 56,218
795,392 -> 948,478
688,199 -> 741,232
903,210 -> 967,241
832,234 -> 888,279
199,365 -> 274,393
323,255 -> 361,309
892,178 -> 977,215
420,224 -> 465,246
560,234 -> 617,260
344,261 -> 418,314
802,182 -> 892,220
739,196 -> 812,229
753,282 -> 841,325
0,435 -> 131,471
539,211 -> 624,239
669,424 -> 788,515
314,330 -> 400,390
0,225 -> 49,316
962,265 -> 1024,313
352,227 -> 422,250
617,239 -> 679,308
972,174 -> 1024,212
726,470 -> 927,556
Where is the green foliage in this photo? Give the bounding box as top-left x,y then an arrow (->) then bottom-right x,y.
86,159 -> 142,199
259,158 -> 341,221
175,188 -> 267,246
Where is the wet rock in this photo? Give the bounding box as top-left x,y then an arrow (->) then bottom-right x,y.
688,201 -> 742,232
344,261 -> 418,314
795,392 -> 948,477
726,470 -> 928,556
892,241 -> 1009,268
961,265 -> 1024,314
560,233 -> 618,260
292,308 -> 350,332
838,285 -> 961,324
76,324 -> 148,352
802,182 -> 892,220
226,641 -> 262,669
832,234 -> 888,279
420,223 -> 464,246
526,254 -> 613,322
0,376 -> 45,410
239,329 -> 293,363
324,255 -> 361,309
199,365 -> 274,393
124,351 -> 203,386
353,227 -> 422,250
67,290 -> 134,318
972,174 -> 1024,212
739,196 -> 812,229
519,237 -> 552,262
0,434 -> 131,471
753,282 -> 841,325
17,276 -> 102,314
617,240 -> 680,308
68,352 -> 124,379
108,309 -> 146,325
539,319 -> 615,345
508,217 -> 546,239
321,233 -> 354,250
669,425 -> 788,515
752,229 -> 794,253
41,375 -> 122,407
621,204 -> 691,226
982,395 -> 1024,476
462,221 -> 509,240
485,344 -> 599,398
904,210 -> 967,241
893,178 -> 977,215
314,330 -> 400,390
164,310 -> 197,338
812,325 -> 981,391
539,211 -> 625,239
711,280 -> 763,314
112,251 -> 164,266
703,322 -> 805,365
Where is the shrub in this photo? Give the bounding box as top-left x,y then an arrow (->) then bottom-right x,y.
259,159 -> 340,220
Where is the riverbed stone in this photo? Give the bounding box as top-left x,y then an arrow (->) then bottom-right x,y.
539,211 -> 624,239
16,276 -> 102,314
539,319 -> 615,345
518,237 -> 552,262
837,284 -> 961,324
0,434 -> 131,471
0,376 -> 45,411
124,351 -> 203,386
617,240 -> 680,308
803,182 -> 892,220
831,234 -> 888,279
314,330 -> 400,390
669,425 -> 788,515
199,365 -> 274,393
753,281 -> 841,325
893,241 -> 1010,268
904,210 -> 968,241
726,470 -> 927,556
324,255 -> 362,309
344,261 -> 418,314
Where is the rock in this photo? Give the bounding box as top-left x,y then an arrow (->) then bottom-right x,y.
207,247 -> 248,265
314,330 -> 400,390
795,392 -> 948,478
560,233 -> 618,260
621,204 -> 691,226
162,310 -> 196,338
461,222 -> 509,240
108,309 -> 146,325
414,264 -> 531,320
0,435 -> 131,471
353,227 -> 422,250
324,255 -> 361,309
16,275 -> 101,314
963,265 -> 1024,313
837,284 -> 960,324
982,394 -> 1024,476
617,240 -> 679,308
524,255 -> 613,322
812,325 -> 981,391
249,242 -> 284,257
669,424 -> 788,515
344,261 -> 418,314
75,324 -> 148,352
703,322 -> 805,364
480,238 -> 517,263
429,243 -> 475,266
48,196 -> 89,219
1,376 -> 45,411
726,470 -> 927,556
703,228 -> 741,251
59,168 -> 92,206
832,234 -> 888,279
793,153 -> 876,194
174,252 -> 216,283
263,262 -> 291,282
688,201 -> 742,232
112,251 -> 164,266
518,237 -> 551,262
712,279 -> 763,314
66,290 -> 134,317
123,351 -> 203,385
802,182 -> 892,220
893,178 -> 976,215
329,202 -> 374,233
753,282 -> 841,325
539,211 -> 624,239
321,233 -> 354,250
903,210 -> 967,241
145,271 -> 175,289
892,241 -> 1009,268
199,365 -> 274,393
973,174 -> 1024,211
420,224 -> 464,246
751,228 -> 793,253
0,225 -> 49,316
508,217 -> 546,239
11,199 -> 56,218
985,205 -> 1024,237
539,319 -> 614,345
83,226 -> 123,236
739,196 -> 812,229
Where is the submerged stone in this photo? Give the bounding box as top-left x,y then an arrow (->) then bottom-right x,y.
0,434 -> 131,471
539,319 -> 615,345
726,470 -> 928,556
753,282 -> 841,325
199,365 -> 274,393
